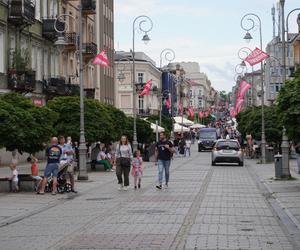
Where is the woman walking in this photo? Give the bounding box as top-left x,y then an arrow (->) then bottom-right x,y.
116,136 -> 133,191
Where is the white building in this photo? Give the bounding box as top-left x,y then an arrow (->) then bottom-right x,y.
114,51 -> 161,117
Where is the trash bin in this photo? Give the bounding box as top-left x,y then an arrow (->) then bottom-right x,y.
266,146 -> 274,163
274,154 -> 282,178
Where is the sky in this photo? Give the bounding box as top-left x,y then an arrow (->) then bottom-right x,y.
114,0 -> 299,92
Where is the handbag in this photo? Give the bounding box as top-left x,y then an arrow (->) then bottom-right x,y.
117,144 -> 131,167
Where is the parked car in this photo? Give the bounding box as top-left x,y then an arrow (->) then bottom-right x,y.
198,128 -> 217,152
211,139 -> 244,166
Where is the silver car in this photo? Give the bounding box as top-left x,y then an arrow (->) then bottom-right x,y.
211,139 -> 244,166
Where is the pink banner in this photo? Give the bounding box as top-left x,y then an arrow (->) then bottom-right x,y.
188,106 -> 194,118
165,98 -> 171,109
92,50 -> 109,67
244,47 -> 269,66
239,83 -> 251,99
139,79 -> 152,96
198,111 -> 203,119
235,98 -> 244,113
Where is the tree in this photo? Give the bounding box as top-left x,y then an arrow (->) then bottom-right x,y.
147,114 -> 173,133
277,68 -> 300,141
47,96 -> 122,144
122,117 -> 153,144
0,93 -> 57,154
237,106 -> 282,145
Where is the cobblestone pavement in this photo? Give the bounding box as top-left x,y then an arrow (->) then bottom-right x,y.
0,146 -> 299,250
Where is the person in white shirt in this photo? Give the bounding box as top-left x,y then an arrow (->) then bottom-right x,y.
184,138 -> 192,157
9,163 -> 19,192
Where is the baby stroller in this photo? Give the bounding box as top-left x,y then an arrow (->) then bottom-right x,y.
45,162 -> 72,193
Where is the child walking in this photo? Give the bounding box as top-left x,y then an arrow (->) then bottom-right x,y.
132,150 -> 143,189
9,163 -> 19,192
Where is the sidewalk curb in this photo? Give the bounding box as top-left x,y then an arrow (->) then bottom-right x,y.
262,181 -> 300,231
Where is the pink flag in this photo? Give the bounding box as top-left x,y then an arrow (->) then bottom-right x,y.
165,98 -> 171,109
139,79 -> 152,96
238,83 -> 251,99
92,50 -> 109,67
188,106 -> 194,118
230,107 -> 237,118
235,98 -> 244,113
198,111 -> 203,119
178,101 -> 183,115
237,80 -> 248,98
244,47 -> 269,66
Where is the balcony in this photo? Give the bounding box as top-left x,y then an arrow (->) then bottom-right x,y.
9,0 -> 35,25
43,77 -> 79,97
82,42 -> 97,60
65,32 -> 77,50
8,70 -> 36,92
82,0 -> 96,15
42,18 -> 65,41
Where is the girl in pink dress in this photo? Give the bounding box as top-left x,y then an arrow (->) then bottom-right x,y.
131,150 -> 143,189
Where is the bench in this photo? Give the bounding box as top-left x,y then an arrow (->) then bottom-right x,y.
87,160 -> 105,171
0,174 -> 38,192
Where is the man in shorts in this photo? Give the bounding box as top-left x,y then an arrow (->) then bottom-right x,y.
38,137 -> 62,195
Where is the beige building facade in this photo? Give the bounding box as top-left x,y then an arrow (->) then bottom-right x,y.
114,51 -> 161,117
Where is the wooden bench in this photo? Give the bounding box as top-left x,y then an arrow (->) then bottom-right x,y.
87,160 -> 105,171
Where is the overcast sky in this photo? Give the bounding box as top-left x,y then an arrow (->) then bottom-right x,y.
114,0 -> 299,92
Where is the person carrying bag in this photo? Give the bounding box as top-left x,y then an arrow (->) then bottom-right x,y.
115,135 -> 133,191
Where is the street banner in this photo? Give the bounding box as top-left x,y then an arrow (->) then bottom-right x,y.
244,47 -> 269,66
235,98 -> 244,113
188,106 -> 194,118
238,82 -> 252,99
165,98 -> 171,109
139,79 -> 152,96
92,50 -> 109,67
230,107 -> 237,118
237,80 -> 247,98
198,111 -> 203,119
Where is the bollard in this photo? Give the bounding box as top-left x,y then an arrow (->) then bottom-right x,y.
274,154 -> 282,179
281,128 -> 291,178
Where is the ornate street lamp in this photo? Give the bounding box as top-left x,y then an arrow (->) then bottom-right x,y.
132,15 -> 153,151
54,4 -> 88,180
241,13 -> 266,164
159,48 -> 176,138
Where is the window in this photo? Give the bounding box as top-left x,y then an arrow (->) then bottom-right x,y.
198,89 -> 202,96
138,96 -> 144,112
137,73 -> 144,83
0,31 -> 4,73
198,99 -> 202,108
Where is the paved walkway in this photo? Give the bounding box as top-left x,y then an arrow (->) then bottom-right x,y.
0,146 -> 299,249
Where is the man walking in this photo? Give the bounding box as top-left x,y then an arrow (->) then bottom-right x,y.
294,140 -> 300,174
155,132 -> 175,189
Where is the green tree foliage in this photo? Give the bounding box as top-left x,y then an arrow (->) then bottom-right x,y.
47,96 -> 152,144
0,93 -> 57,154
147,114 -> 173,133
122,117 -> 153,144
277,68 -> 300,141
236,106 -> 282,145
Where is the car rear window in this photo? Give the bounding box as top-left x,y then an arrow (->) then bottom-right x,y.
216,141 -> 240,150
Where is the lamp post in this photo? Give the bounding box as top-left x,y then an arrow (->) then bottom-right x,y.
285,8 -> 300,75
132,15 -> 153,151
54,3 -> 88,180
241,13 -> 266,164
237,47 -> 254,107
280,0 -> 286,84
159,48 -> 175,138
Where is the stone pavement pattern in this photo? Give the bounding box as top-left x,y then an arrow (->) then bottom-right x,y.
0,146 -> 299,250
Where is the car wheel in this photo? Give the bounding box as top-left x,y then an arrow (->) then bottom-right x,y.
211,161 -> 216,166
198,146 -> 202,152
239,161 -> 244,167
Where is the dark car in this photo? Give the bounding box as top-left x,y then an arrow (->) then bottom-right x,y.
198,128 -> 217,152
